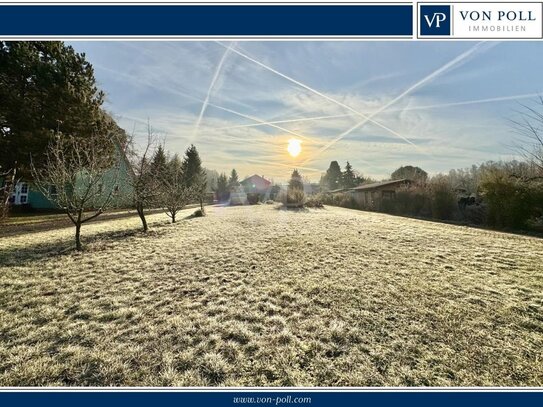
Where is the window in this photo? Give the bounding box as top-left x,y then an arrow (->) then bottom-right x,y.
20,183 -> 28,194
20,195 -> 27,203
382,191 -> 395,200
49,185 -> 58,196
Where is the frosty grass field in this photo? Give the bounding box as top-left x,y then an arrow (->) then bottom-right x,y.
0,204 -> 542,386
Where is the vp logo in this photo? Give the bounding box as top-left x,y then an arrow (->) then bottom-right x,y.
420,5 -> 451,36
425,12 -> 447,28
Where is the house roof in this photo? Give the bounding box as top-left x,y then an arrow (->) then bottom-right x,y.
350,179 -> 411,192
326,188 -> 347,194
240,174 -> 271,188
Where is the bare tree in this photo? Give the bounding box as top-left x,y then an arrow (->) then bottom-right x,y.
161,156 -> 194,223
0,164 -> 17,222
127,122 -> 161,232
512,97 -> 543,175
32,133 -> 120,250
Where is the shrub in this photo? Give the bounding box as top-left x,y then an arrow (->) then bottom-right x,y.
379,197 -> 397,214
193,209 -> 205,217
394,186 -> 430,217
246,193 -> 260,205
305,196 -> 324,208
480,169 -> 543,229
337,193 -> 357,209
464,203 -> 487,225
276,190 -> 287,204
318,193 -> 336,206
429,176 -> 457,220
286,188 -> 305,208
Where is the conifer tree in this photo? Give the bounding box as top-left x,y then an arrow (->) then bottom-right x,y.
325,161 -> 343,190
0,41 -> 118,175
151,145 -> 168,182
215,173 -> 229,202
343,161 -> 357,188
228,169 -> 240,189
181,144 -> 207,212
287,169 -> 305,207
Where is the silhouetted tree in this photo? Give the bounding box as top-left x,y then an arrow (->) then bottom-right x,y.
324,161 -> 343,190
0,41 -> 123,175
150,145 -> 168,182
0,165 -> 17,222
215,173 -> 229,202
391,165 -> 428,183
343,161 -> 357,188
181,144 -> 206,212
228,169 -> 239,189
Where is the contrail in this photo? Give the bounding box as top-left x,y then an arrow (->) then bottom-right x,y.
217,113 -> 353,130
218,92 -> 540,131
405,92 -> 541,111
219,42 -> 419,147
205,101 -> 320,144
192,42 -> 234,141
303,42 -> 497,165
96,62 -> 321,145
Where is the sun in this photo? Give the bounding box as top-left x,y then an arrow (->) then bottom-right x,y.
287,138 -> 302,157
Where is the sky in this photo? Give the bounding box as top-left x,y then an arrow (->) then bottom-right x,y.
69,41 -> 543,182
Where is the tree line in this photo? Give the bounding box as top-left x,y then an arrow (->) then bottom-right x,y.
315,94 -> 543,232
319,161 -> 366,191
319,142 -> 543,232
214,169 -> 240,202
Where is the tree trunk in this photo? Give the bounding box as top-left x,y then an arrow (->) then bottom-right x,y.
75,221 -> 82,251
74,209 -> 83,251
171,212 -> 176,223
199,197 -> 205,213
136,203 -> 148,232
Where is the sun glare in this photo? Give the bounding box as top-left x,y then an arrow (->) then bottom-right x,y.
287,138 -> 302,157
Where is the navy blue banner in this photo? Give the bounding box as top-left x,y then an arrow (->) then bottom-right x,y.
0,391 -> 542,407
0,5 -> 412,37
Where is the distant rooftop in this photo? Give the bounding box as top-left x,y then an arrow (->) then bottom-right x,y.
350,179 -> 411,191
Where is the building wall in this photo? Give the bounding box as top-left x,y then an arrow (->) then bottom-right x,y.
352,187 -> 399,207
9,148 -> 134,210
28,187 -> 58,209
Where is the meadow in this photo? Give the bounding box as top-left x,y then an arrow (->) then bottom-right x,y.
0,204 -> 542,386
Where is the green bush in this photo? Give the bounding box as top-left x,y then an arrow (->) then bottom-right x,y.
480,169 -> 543,229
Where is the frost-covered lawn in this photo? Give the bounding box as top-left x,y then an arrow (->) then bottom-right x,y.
0,204 -> 542,386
